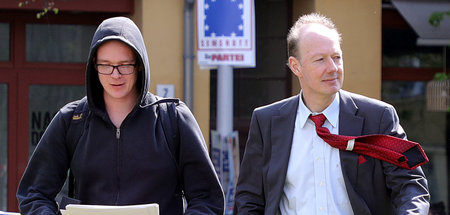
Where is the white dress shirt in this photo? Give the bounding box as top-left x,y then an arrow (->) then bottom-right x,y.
279,92 -> 354,215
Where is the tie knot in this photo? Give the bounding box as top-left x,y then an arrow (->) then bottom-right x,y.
310,114 -> 327,127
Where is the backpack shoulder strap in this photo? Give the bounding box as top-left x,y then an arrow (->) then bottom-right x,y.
152,96 -> 183,197
66,97 -> 89,158
154,96 -> 180,161
65,96 -> 90,198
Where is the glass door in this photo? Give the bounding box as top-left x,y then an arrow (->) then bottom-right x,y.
0,20 -> 10,212
0,84 -> 7,211
382,8 -> 450,213
28,85 -> 85,156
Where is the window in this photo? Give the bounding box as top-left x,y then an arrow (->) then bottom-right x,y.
383,28 -> 444,69
26,24 -> 96,63
29,85 -> 85,156
0,23 -> 10,61
382,7 -> 450,212
382,81 -> 448,209
0,84 -> 7,211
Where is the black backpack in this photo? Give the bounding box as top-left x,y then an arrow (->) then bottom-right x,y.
64,96 -> 181,198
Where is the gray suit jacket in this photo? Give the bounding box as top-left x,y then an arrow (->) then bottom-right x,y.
235,90 -> 430,215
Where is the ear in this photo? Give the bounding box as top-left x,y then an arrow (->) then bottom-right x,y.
288,56 -> 302,78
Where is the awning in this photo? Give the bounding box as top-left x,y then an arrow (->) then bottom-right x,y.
392,0 -> 450,46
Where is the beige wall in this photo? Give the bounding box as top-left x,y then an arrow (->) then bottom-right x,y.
291,0 -> 382,99
132,0 -> 211,144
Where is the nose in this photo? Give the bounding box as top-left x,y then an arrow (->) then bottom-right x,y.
326,57 -> 339,73
111,67 -> 121,78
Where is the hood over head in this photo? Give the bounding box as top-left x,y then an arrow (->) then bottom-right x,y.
85,16 -> 150,111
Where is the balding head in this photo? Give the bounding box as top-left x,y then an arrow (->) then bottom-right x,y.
287,13 -> 341,61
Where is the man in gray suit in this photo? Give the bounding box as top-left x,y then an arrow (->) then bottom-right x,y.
235,13 -> 430,215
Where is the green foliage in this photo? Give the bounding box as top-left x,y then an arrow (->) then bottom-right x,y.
18,0 -> 59,19
429,11 -> 450,27
429,11 -> 450,82
433,72 -> 449,81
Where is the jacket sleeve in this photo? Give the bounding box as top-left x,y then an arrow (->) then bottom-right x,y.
235,110 -> 265,215
176,102 -> 225,215
380,105 -> 430,215
17,108 -> 72,215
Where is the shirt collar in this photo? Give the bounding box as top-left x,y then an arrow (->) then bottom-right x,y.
297,91 -> 340,128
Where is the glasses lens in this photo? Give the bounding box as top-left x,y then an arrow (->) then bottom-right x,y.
118,65 -> 135,75
97,64 -> 113,74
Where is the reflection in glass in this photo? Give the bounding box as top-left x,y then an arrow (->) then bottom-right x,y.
382,80 -> 448,210
0,84 -> 8,211
26,24 -> 96,62
382,28 -> 444,69
0,23 -> 10,61
382,52 -> 443,68
29,85 -> 85,156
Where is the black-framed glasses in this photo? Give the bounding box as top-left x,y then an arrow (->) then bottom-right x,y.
95,64 -> 136,75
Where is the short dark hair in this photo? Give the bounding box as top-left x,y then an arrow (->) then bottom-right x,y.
287,13 -> 341,59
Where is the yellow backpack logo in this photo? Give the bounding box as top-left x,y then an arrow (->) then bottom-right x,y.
72,113 -> 83,120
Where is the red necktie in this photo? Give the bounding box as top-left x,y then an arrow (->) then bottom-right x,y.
309,114 -> 428,170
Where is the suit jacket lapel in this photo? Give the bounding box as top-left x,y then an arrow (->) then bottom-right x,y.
266,95 -> 299,213
338,90 -> 371,215
339,90 -> 363,175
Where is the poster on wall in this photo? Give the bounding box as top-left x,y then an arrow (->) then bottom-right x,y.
197,0 -> 255,68
210,131 -> 239,215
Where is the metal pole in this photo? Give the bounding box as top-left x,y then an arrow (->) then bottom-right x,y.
217,65 -> 233,136
445,46 -> 450,214
183,0 -> 195,110
444,46 -> 447,75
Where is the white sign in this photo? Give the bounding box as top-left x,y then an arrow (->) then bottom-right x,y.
197,0 -> 255,68
156,84 -> 175,98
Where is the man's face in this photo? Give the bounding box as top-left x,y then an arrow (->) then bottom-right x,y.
96,40 -> 138,103
290,23 -> 343,101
